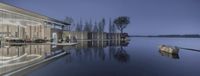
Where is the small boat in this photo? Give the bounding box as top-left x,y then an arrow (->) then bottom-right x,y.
159,45 -> 179,54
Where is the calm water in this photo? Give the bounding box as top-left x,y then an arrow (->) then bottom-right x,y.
12,38 -> 200,76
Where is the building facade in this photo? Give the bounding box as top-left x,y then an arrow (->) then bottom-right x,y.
0,3 -> 70,42
63,31 -> 121,41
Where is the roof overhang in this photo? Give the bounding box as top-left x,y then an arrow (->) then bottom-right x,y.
0,2 -> 70,26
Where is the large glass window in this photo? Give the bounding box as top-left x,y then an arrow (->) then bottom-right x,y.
0,10 -> 52,40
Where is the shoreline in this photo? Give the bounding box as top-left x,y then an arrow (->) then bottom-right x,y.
130,36 -> 200,38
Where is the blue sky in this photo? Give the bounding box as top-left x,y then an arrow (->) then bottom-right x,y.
1,0 -> 200,35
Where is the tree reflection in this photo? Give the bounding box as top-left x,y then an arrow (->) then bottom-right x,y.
65,40 -> 130,63
113,46 -> 130,63
98,47 -> 105,61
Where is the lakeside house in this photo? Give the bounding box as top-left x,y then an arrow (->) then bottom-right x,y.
0,2 -> 129,44
0,3 -> 70,43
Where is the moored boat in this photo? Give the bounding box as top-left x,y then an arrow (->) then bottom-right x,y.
159,45 -> 179,54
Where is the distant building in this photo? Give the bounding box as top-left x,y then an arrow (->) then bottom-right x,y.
0,3 -> 70,42
63,31 -> 121,41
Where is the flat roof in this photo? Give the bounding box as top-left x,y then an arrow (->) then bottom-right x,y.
0,2 -> 70,25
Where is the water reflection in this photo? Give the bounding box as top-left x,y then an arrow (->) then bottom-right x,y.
114,46 -> 130,63
28,38 -> 200,76
0,44 -> 65,75
65,40 -> 130,63
158,50 -> 179,59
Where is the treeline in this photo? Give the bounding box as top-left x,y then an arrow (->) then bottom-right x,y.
131,34 -> 200,38
64,16 -> 130,33
73,18 -> 116,33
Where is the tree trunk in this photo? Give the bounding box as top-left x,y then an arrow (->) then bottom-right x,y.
120,28 -> 123,34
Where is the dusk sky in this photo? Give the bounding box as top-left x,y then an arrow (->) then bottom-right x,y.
1,0 -> 200,35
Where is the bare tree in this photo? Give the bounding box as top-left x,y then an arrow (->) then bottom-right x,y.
75,23 -> 81,32
109,18 -> 116,33
93,21 -> 98,32
98,18 -> 105,32
114,16 -> 130,33
88,19 -> 93,32
83,20 -> 92,32
75,20 -> 83,32
83,21 -> 88,32
64,17 -> 74,31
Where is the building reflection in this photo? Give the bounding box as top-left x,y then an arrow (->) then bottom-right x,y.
65,40 -> 130,63
0,44 -> 64,75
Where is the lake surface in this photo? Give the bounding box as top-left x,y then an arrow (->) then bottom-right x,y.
13,38 -> 200,76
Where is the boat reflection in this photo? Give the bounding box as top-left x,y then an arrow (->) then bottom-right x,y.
0,44 -> 66,75
65,40 -> 130,63
159,50 -> 179,59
